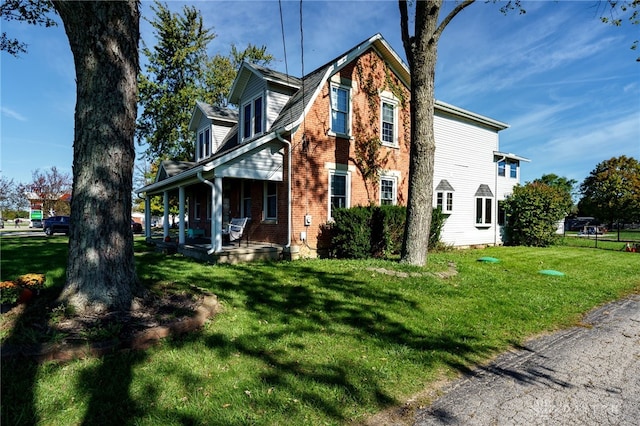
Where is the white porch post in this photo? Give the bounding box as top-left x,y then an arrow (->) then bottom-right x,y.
144,195 -> 151,237
213,176 -> 223,252
179,186 -> 186,244
163,190 -> 170,239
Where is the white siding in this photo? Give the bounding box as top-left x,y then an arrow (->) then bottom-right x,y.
432,113 -> 505,247
266,88 -> 291,130
215,141 -> 283,181
241,74 -> 265,104
212,123 -> 232,152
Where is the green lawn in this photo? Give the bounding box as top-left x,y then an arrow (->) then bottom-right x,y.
1,235 -> 639,425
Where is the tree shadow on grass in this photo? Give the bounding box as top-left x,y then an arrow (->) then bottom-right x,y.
163,261 -> 499,423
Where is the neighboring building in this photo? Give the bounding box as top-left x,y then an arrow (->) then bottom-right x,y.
136,33 -> 528,258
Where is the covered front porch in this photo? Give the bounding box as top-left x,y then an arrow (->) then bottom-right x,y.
146,234 -> 293,264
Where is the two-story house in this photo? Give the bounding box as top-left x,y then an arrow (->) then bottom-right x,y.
136,33 -> 528,260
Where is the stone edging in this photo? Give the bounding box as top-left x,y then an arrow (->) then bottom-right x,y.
1,295 -> 220,363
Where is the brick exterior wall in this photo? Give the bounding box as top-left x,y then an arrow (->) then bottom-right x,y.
186,48 -> 411,256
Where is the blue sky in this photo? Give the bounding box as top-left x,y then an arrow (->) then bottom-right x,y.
2,1 -> 639,189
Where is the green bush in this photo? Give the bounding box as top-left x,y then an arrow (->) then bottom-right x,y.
331,206 -> 444,259
371,205 -> 406,257
429,208 -> 447,249
503,182 -> 568,247
331,207 -> 372,259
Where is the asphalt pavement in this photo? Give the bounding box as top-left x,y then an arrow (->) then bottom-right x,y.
414,294 -> 640,426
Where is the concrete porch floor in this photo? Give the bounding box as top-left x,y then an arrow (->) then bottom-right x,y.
146,236 -> 285,264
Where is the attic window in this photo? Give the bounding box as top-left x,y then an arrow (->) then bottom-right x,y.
330,84 -> 350,136
242,95 -> 264,141
197,128 -> 210,161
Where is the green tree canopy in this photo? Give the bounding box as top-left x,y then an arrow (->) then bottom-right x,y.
137,1 -> 273,162
532,173 -> 577,214
0,0 -> 57,56
503,181 -> 569,247
578,156 -> 640,226
137,1 -> 215,161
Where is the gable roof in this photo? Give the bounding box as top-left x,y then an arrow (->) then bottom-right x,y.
188,101 -> 238,131
229,62 -> 302,105
271,33 -> 410,132
156,160 -> 194,183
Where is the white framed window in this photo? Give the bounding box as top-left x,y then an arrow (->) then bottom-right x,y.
498,160 -> 506,177
330,84 -> 350,136
475,184 -> 493,226
380,97 -> 398,147
242,181 -> 252,219
437,192 -> 454,213
197,128 -> 211,161
329,170 -> 350,219
242,95 -> 264,141
263,181 -> 277,221
498,160 -> 519,179
380,175 -> 398,206
435,179 -> 454,213
509,161 -> 518,178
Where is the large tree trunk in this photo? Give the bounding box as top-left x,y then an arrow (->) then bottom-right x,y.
53,1 -> 140,314
400,1 -> 441,266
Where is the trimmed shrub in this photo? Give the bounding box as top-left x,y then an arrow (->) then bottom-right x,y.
331,205 -> 443,259
331,207 -> 372,259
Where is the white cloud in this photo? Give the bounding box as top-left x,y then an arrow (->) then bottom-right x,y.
1,107 -> 27,122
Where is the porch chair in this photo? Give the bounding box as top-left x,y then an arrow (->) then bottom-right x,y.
223,217 -> 249,246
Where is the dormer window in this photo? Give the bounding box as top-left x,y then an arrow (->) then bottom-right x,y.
197,128 -> 210,161
242,95 -> 264,141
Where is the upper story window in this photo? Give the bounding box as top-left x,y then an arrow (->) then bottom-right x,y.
509,161 -> 517,178
329,170 -> 350,219
380,96 -> 398,147
330,84 -> 350,136
498,159 -> 518,179
242,95 -> 264,141
197,128 -> 211,161
435,179 -> 454,213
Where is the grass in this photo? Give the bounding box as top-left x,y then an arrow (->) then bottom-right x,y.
1,235 -> 639,425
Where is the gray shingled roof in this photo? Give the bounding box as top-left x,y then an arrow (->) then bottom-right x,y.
474,184 -> 494,197
159,160 -> 195,181
195,100 -> 238,122
435,179 -> 455,191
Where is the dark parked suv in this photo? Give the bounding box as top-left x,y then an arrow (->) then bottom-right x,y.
43,216 -> 70,236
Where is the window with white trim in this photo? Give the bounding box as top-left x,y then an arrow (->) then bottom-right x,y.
197,128 -> 211,161
242,95 -> 264,141
264,181 -> 277,221
380,176 -> 397,205
329,170 -> 350,219
476,197 -> 492,225
475,184 -> 493,226
380,99 -> 398,146
242,181 -> 252,219
435,179 -> 454,213
509,161 -> 517,178
436,192 -> 453,213
330,84 -> 350,136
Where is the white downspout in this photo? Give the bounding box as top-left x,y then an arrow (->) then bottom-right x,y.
495,155 -> 506,246
276,131 -> 292,248
197,171 -> 220,254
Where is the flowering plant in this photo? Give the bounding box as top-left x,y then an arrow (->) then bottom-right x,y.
0,281 -> 21,304
15,273 -> 46,290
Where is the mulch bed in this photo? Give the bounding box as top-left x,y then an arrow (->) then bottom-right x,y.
1,289 -> 220,363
